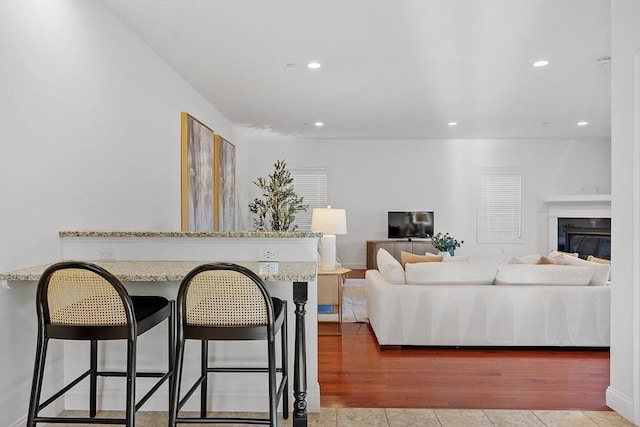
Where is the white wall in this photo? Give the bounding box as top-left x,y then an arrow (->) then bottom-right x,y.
607,0 -> 640,424
245,137 -> 611,268
0,0 -> 632,425
0,1 -> 241,425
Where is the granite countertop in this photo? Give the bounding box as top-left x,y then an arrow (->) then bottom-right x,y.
59,231 -> 322,238
0,260 -> 317,283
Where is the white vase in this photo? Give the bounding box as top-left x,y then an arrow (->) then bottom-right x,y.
438,251 -> 452,258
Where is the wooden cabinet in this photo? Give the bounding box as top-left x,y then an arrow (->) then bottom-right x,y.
366,240 -> 436,269
317,267 -> 351,323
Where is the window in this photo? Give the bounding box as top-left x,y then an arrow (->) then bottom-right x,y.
291,168 -> 329,230
477,168 -> 523,243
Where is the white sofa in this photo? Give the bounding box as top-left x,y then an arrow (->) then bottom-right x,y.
366,249 -> 611,347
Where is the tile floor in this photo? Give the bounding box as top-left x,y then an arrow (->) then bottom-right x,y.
51,408 -> 636,426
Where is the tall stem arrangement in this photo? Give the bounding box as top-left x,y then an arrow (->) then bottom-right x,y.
248,159 -> 308,231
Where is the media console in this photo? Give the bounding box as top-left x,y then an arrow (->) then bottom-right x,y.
366,239 -> 437,270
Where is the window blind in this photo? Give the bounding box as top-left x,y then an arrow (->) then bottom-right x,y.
291,168 -> 329,230
477,168 -> 523,243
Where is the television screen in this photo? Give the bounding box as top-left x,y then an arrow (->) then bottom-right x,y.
388,211 -> 434,239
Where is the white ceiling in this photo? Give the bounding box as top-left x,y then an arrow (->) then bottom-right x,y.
102,0 -> 611,140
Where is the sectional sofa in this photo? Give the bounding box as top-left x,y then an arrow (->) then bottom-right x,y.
366,249 -> 611,347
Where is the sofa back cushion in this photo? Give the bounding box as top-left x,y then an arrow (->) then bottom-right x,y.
405,261 -> 498,285
376,248 -> 405,284
424,252 -> 470,262
552,254 -> 610,286
495,264 -> 593,286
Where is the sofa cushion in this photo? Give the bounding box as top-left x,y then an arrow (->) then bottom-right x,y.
405,261 -> 498,285
376,248 -> 405,284
400,251 -> 443,267
554,254 -> 611,286
494,264 -> 593,286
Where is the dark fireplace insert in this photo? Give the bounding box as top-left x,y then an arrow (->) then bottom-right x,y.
557,217 -> 611,260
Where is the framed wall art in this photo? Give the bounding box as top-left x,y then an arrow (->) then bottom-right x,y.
181,112 -> 215,231
214,134 -> 236,231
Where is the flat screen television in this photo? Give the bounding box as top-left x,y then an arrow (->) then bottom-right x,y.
388,211 -> 434,239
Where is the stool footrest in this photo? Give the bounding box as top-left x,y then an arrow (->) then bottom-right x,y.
206,367 -> 284,373
98,370 -> 167,378
174,416 -> 270,424
33,416 -> 125,424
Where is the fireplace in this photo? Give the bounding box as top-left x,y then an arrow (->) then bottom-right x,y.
557,217 -> 611,260
543,194 -> 611,259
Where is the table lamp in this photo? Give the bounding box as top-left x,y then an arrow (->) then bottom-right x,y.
311,207 -> 347,271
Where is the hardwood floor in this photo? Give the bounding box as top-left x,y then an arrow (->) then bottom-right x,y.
318,323 -> 610,411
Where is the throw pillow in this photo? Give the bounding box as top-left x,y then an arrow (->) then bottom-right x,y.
376,248 -> 406,284
549,250 -> 579,258
538,255 -> 562,265
400,251 -> 443,268
508,254 -> 542,264
587,255 -> 611,265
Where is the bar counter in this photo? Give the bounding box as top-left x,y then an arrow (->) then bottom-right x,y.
1,230 -> 321,426
0,260 -> 317,283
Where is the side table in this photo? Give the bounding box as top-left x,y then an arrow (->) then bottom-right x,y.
317,266 -> 351,323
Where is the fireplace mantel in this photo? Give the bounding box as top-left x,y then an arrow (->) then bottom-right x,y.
544,194 -> 611,207
543,194 -> 611,254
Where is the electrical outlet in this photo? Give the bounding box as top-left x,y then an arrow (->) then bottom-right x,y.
258,248 -> 279,262
259,262 -> 279,274
97,247 -> 115,260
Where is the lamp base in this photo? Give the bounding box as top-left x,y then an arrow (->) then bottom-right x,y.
318,234 -> 337,271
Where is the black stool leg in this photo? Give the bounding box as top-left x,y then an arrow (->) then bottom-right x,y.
125,337 -> 136,427
268,334 -> 277,427
200,339 -> 208,418
27,333 -> 48,426
282,301 -> 289,419
89,340 -> 98,418
168,332 -> 185,427
168,301 -> 175,412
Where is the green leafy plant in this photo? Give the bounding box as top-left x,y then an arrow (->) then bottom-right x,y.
431,232 -> 464,254
248,159 -> 308,231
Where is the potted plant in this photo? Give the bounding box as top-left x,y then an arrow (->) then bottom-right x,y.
431,232 -> 464,256
248,159 -> 308,231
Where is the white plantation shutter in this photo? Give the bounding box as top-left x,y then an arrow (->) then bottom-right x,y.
477,168 -> 523,243
291,168 -> 329,230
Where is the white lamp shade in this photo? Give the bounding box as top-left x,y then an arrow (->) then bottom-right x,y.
311,208 -> 347,235
311,208 -> 347,271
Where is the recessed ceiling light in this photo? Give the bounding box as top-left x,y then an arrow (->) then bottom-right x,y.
307,62 -> 322,69
448,122 -> 457,126
533,60 -> 549,67
577,121 -> 589,126
315,122 -> 324,127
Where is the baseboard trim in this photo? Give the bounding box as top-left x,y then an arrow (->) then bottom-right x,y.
606,386 -> 635,424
